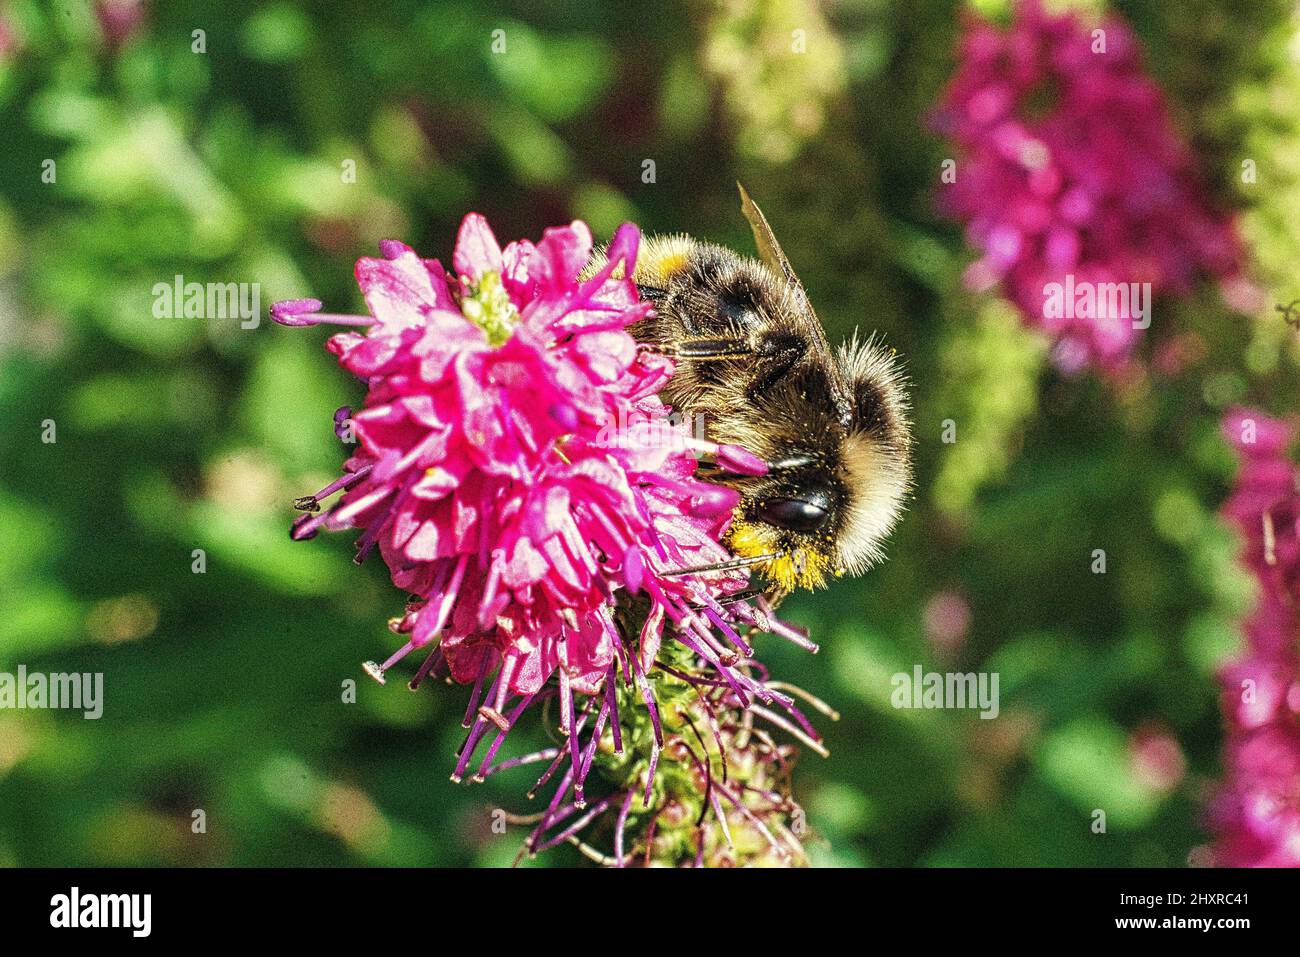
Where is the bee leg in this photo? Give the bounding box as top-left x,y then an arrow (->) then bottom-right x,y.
636,284 -> 667,301
686,588 -> 762,610
748,344 -> 804,397
766,452 -> 817,472
673,337 -> 753,359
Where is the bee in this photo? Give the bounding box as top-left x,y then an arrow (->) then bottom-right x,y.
588,185 -> 912,601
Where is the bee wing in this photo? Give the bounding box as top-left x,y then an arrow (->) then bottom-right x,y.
737,182 -> 841,381
737,183 -> 802,293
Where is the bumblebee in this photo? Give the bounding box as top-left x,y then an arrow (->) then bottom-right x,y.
589,185 -> 911,599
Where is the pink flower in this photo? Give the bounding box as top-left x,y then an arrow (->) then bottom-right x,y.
1130,723 -> 1186,794
1206,409 -> 1300,867
922,590 -> 972,657
934,0 -> 1245,372
274,215 -> 819,806
0,10 -> 18,62
95,0 -> 146,47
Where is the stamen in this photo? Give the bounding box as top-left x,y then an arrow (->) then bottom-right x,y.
407,646 -> 443,690
713,781 -> 788,859
527,749 -> 568,802
528,767 -> 576,851
701,606 -> 753,658
709,789 -> 734,849
290,502 -> 342,541
472,694 -> 534,782
683,614 -> 738,665
559,670 -> 585,809
532,793 -> 620,853
676,629 -> 749,707
452,666 -> 506,782
378,638 -> 419,673
642,744 -> 660,809
577,694 -> 612,783
603,662 -> 623,754
478,705 -> 512,733
663,553 -> 777,577
270,298 -> 376,327
633,659 -> 663,750
293,465 -> 373,513
480,746 -> 561,780
614,790 -> 635,867
756,594 -> 820,653
680,440 -> 770,476
766,681 -> 841,721
492,654 -> 519,715
750,703 -> 829,758
462,656 -> 491,728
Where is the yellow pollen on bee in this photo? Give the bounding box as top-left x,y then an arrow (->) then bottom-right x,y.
726,518 -> 832,592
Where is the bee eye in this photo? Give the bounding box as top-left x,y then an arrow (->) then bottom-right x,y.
757,496 -> 831,533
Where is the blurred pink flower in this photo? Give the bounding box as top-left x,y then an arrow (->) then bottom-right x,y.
934,0 -> 1245,372
1207,409 -> 1300,867
96,0 -> 146,47
1130,723 -> 1186,794
0,9 -> 18,62
923,590 -> 971,656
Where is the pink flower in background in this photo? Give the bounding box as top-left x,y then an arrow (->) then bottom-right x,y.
95,0 -> 146,47
1129,723 -> 1186,794
934,0 -> 1246,372
0,8 -> 19,62
274,215 -> 819,811
1207,409 -> 1300,867
922,590 -> 971,657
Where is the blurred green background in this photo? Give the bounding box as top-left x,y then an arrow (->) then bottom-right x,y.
2,0 -> 1298,867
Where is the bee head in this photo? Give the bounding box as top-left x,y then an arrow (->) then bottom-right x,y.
723,334 -> 911,596
728,474 -> 840,596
